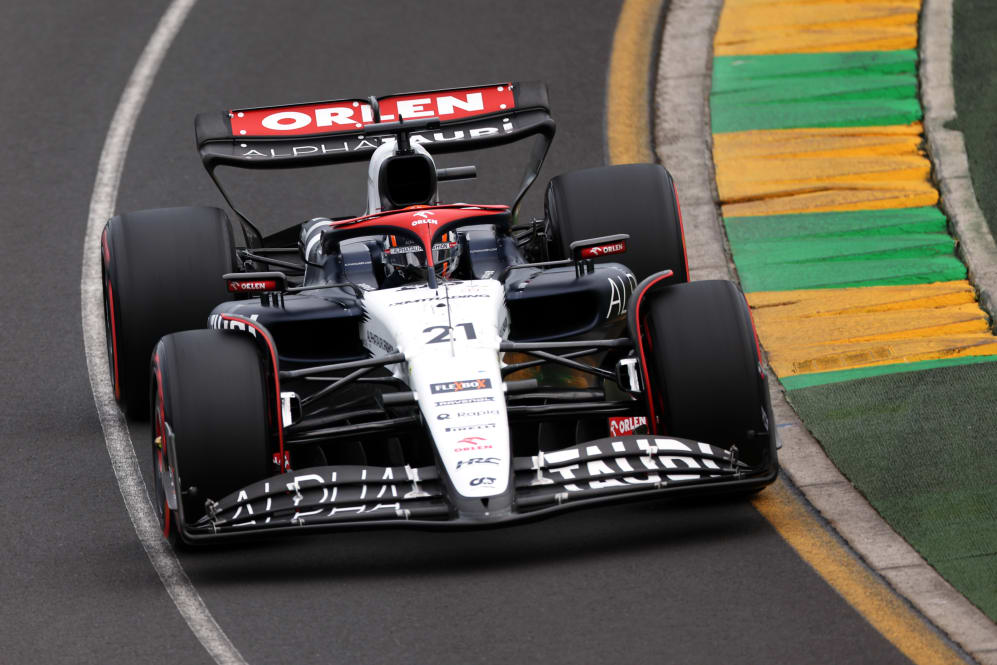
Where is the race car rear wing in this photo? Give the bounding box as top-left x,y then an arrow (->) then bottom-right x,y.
195,81 -> 553,169
194,81 -> 555,246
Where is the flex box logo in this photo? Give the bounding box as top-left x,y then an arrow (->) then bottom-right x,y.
230,85 -> 515,137
430,378 -> 492,394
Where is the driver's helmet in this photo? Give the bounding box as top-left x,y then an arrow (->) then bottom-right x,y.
383,232 -> 460,281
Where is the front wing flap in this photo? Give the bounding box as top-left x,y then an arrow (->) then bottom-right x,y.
180,436 -> 775,542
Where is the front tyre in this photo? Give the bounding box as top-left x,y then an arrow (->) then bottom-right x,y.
545,163 -> 688,284
102,206 -> 236,418
152,330 -> 274,541
638,279 -> 775,468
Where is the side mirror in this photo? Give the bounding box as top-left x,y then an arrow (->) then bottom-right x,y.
224,271 -> 288,294
569,234 -> 629,275
569,234 -> 629,260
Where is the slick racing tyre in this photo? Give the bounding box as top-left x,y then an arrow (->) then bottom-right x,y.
638,279 -> 774,467
152,330 -> 274,542
101,206 -> 236,417
545,163 -> 688,284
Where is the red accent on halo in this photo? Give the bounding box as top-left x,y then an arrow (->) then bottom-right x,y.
220,315 -> 286,467
329,205 -> 508,267
230,85 -> 515,137
632,270 -> 673,435
334,203 -> 507,229
107,281 -> 121,400
672,181 -> 690,280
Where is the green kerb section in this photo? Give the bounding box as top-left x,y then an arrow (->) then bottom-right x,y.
710,34 -> 997,628
952,0 -> 997,244
788,364 -> 997,621
725,208 -> 965,292
711,50 -> 922,133
780,355 -> 997,390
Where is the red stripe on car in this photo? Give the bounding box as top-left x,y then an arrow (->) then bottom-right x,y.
633,270 -> 673,435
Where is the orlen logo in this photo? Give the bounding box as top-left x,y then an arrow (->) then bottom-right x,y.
227,280 -> 277,293
411,211 -> 438,227
581,241 -> 626,259
608,416 -> 648,436
453,436 -> 493,453
230,85 -> 515,137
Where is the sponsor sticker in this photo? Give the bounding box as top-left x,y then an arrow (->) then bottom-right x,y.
229,85 -> 515,137
580,241 -> 626,258
435,396 -> 495,407
456,409 -> 499,418
469,477 -> 496,486
430,378 -> 492,394
383,244 -> 423,255
453,436 -> 493,453
389,294 -> 488,307
608,416 -> 648,437
445,423 -> 497,432
365,330 -> 396,354
227,279 -> 278,292
456,457 -> 500,469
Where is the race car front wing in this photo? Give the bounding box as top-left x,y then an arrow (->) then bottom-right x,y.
178,435 -> 777,543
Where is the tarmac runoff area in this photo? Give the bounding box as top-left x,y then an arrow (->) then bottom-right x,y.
9,0 -> 985,663
654,0 -> 997,663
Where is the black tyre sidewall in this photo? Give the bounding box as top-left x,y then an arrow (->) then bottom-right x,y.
156,330 -> 274,526
103,207 -> 236,417
642,280 -> 772,465
545,163 -> 688,284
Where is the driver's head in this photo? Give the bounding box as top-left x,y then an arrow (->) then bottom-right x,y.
383,232 -> 460,281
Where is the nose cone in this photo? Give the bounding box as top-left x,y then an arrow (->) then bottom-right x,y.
361,279 -> 515,516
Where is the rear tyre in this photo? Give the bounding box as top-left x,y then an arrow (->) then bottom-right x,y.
640,280 -> 774,467
102,206 -> 236,417
545,163 -> 688,284
152,330 -> 274,539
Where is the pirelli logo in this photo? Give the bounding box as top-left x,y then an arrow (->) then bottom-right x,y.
430,378 -> 492,394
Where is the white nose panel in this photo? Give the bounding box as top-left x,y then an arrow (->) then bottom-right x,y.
362,280 -> 510,497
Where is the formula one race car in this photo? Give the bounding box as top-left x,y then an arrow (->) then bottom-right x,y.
101,81 -> 777,544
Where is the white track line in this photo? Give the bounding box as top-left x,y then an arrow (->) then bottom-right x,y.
79,1 -> 247,664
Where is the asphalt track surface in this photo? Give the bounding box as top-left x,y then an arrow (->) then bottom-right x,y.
0,2 -> 921,663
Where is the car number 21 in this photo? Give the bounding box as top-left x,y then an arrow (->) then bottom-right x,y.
424,322 -> 477,344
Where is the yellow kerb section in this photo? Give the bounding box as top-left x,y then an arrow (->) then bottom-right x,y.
712,124 -> 938,217
747,281 -> 997,376
715,0 -> 920,55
